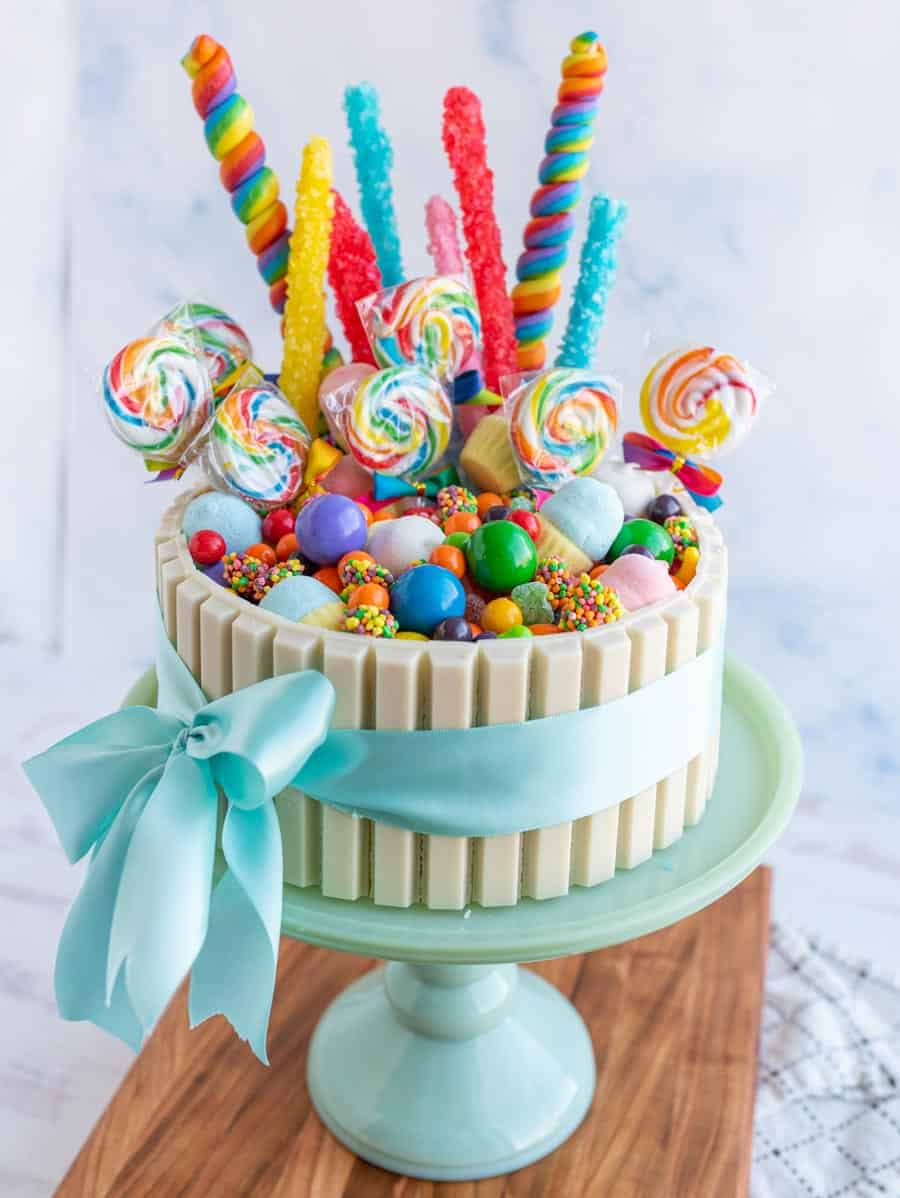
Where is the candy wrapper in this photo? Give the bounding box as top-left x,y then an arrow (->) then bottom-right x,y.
357,275 -> 483,395
322,363 -> 453,480
152,300 -> 254,399
503,367 -> 621,491
102,330 -> 215,472
206,367 -> 311,509
639,344 -> 770,461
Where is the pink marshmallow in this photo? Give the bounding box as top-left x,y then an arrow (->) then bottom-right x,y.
601,555 -> 677,612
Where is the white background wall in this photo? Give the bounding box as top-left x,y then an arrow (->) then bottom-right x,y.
1,3 -> 899,1192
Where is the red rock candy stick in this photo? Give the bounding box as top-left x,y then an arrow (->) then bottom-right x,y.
327,192 -> 381,365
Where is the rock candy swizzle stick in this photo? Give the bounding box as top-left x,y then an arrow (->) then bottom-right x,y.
327,191 -> 381,365
511,32 -> 608,371
425,196 -> 464,276
556,194 -> 626,369
344,84 -> 404,287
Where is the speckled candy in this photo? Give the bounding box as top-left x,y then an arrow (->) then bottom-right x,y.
465,521 -> 537,593
556,576 -> 623,632
539,478 -> 624,564
343,604 -> 399,637
258,574 -> 345,628
389,564 -> 466,635
607,517 -> 675,565
510,581 -> 554,626
183,491 -> 262,556
294,493 -> 368,564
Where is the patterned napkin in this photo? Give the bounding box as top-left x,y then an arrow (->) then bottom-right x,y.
754,924 -> 900,1197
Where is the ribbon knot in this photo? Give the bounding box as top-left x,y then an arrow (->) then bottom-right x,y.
622,431 -> 723,511
24,614 -> 335,1063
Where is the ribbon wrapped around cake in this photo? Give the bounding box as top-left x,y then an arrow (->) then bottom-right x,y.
25,611 -> 723,1064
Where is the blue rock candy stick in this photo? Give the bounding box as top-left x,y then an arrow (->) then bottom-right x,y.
343,83 -> 404,287
556,195 -> 627,370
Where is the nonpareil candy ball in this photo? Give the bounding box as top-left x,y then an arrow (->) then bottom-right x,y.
465,521 -> 537,593
294,494 -> 368,565
389,564 -> 466,636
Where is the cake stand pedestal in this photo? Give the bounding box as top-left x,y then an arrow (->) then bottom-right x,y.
283,655 -> 801,1181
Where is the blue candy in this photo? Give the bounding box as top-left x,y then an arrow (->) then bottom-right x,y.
389,564 -> 466,636
182,491 -> 262,556
540,477 -> 624,563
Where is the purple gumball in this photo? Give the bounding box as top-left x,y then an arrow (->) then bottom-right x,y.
295,494 -> 368,565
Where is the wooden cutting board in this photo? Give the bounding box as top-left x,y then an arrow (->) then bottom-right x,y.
57,867 -> 770,1197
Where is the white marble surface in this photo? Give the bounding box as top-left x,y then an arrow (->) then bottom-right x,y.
2,0 -> 899,1192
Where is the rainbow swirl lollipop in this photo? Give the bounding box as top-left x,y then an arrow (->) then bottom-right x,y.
153,301 -> 253,397
359,275 -> 481,385
344,365 -> 453,479
508,367 -> 619,490
209,383 -> 310,508
640,347 -> 761,460
102,334 -> 213,466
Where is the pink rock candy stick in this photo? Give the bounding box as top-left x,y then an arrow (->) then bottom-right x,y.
425,196 -> 464,275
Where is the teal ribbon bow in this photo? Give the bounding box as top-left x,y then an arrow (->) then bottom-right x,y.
23,615 -> 335,1064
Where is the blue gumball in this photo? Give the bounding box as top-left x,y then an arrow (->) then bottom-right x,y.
390,564 -> 466,636
294,494 -> 368,565
182,491 -> 262,556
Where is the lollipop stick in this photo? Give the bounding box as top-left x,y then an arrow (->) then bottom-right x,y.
279,138 -> 335,435
511,32 -> 608,371
344,84 -> 404,287
425,196 -> 464,275
556,194 -> 626,369
442,87 -> 517,393
327,191 -> 381,365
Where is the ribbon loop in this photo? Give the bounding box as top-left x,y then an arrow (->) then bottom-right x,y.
622,430 -> 723,512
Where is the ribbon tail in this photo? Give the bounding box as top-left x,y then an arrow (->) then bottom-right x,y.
54,771 -> 161,1051
107,752 -> 218,1035
189,801 -> 283,1064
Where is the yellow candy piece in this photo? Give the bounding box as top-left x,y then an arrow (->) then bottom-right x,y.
279,137 -> 334,437
396,631 -> 429,641
303,437 -> 343,488
482,597 -> 523,635
673,545 -> 700,587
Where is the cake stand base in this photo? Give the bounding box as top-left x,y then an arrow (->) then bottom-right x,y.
307,962 -> 595,1180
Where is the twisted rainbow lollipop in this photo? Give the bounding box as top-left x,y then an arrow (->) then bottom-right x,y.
640,347 -> 761,460
508,367 -> 618,489
102,335 -> 212,466
511,33 -> 608,371
153,301 -> 252,397
209,383 -> 310,508
344,366 -> 453,479
360,276 -> 481,386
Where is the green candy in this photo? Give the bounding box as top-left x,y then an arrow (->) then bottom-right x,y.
500,624 -> 533,639
510,581 -> 554,626
607,518 -> 675,565
444,531 -> 471,551
465,521 -> 537,593
509,495 -> 535,512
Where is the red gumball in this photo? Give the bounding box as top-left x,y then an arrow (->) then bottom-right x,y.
262,507 -> 296,546
188,529 -> 226,566
509,509 -> 540,542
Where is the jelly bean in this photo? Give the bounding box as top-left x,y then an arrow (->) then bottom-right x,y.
188,529 -> 226,566
646,493 -> 682,524
606,517 -> 675,565
246,541 -> 277,567
465,521 -> 537,593
429,544 -> 467,578
262,507 -> 296,545
508,508 -> 540,542
482,597 -> 523,635
672,545 -> 700,587
276,532 -> 300,562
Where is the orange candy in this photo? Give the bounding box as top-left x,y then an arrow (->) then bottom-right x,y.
275,532 -> 299,561
589,563 -> 608,580
476,491 -> 503,518
429,544 -> 466,578
444,511 -> 481,535
529,623 -> 560,636
348,582 -> 390,609
337,549 -> 374,579
314,566 -> 342,594
246,542 -> 276,567
372,507 -> 395,523
356,502 -> 373,526
468,622 -> 483,638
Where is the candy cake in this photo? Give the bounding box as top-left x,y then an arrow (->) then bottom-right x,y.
25,29 -> 767,1059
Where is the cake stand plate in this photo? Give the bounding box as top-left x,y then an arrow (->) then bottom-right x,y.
113,654 -> 800,1186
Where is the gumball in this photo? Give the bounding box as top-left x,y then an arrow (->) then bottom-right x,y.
295,494 -> 368,565
276,532 -> 300,562
621,544 -> 656,560
246,542 -> 277,567
476,491 -> 503,518
500,625 -> 533,639
429,544 -> 466,578
433,616 -> 474,642
444,511 -> 481,535
444,531 -> 471,552
314,566 -> 343,594
607,518 -> 675,565
646,494 -> 683,525
367,516 -> 443,576
465,521 -> 538,593
188,529 -> 226,566
475,630 -> 498,642
389,564 -> 466,635
183,491 -> 261,556
262,507 -> 296,546
482,598 -> 523,635
397,631 -> 429,641
349,582 -> 390,610
509,509 -> 540,542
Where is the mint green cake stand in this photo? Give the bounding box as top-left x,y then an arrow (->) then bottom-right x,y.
126,655 -> 801,1182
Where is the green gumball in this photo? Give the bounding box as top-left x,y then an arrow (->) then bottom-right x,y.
499,624 -> 533,639
444,531 -> 471,552
607,518 -> 675,564
465,521 -> 538,593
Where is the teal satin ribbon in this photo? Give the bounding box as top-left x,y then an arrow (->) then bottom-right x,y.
25,608 -> 723,1064
24,614 -> 335,1064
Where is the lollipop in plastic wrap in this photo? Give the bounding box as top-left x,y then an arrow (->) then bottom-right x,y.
153,301 -> 253,398
342,365 -> 453,480
208,381 -> 311,509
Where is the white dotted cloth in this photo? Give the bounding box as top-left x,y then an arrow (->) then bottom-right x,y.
754,924 -> 900,1197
